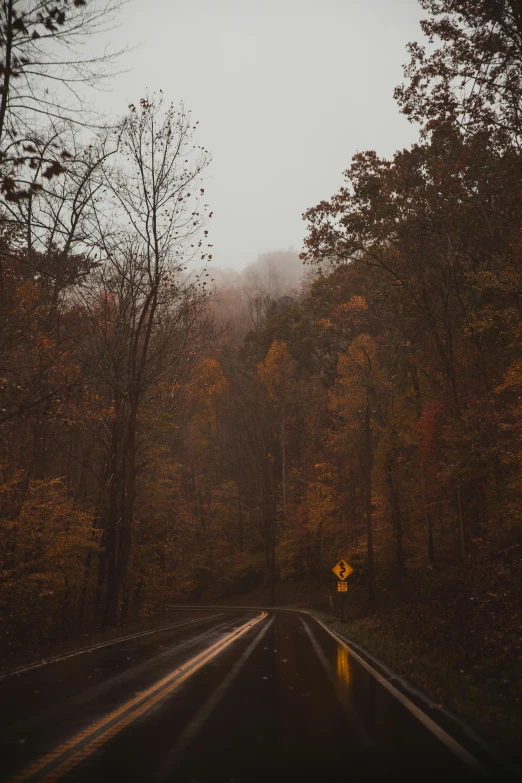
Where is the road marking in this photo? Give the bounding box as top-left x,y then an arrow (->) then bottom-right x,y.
161,616 -> 275,775
9,612 -> 267,783
307,613 -> 484,772
0,614 -> 225,681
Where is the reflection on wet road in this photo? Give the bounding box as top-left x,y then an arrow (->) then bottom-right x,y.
337,644 -> 350,685
0,609 -> 508,782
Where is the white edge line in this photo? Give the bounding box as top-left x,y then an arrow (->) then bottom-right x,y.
0,613 -> 228,681
304,611 -> 484,772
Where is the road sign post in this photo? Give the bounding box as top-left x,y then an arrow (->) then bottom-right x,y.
337,581 -> 348,621
332,559 -> 353,623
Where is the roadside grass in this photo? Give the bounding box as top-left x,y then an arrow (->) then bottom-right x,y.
299,604 -> 522,766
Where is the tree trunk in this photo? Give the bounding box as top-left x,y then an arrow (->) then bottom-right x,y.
107,399 -> 138,627
411,363 -> 435,565
422,469 -> 435,566
281,403 -> 286,526
0,0 -> 13,143
238,482 -> 244,558
78,547 -> 92,622
270,518 -> 276,607
319,523 -> 324,585
457,484 -> 466,559
390,474 -> 405,578
132,579 -> 144,615
365,394 -> 375,608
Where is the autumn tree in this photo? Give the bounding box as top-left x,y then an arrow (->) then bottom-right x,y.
0,0 -> 125,201
257,339 -> 296,602
82,96 -> 212,626
395,0 -> 522,142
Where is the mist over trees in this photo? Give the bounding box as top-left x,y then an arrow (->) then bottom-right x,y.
209,250 -> 305,331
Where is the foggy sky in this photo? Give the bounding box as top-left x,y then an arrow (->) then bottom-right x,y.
94,0 -> 423,270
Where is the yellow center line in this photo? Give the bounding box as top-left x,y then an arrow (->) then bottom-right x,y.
10,612 -> 267,783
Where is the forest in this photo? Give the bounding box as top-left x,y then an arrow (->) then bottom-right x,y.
0,4 -> 521,745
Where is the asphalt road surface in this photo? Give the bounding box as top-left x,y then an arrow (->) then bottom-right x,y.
0,609 -> 512,782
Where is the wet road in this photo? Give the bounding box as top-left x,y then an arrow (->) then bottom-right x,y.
0,609 -> 504,782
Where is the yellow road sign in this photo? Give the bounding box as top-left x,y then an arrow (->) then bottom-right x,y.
332,559 -> 353,580
337,581 -> 348,592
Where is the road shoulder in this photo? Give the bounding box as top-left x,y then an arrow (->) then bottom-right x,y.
303,607 -> 520,781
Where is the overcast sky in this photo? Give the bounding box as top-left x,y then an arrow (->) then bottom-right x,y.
96,0 -> 424,270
